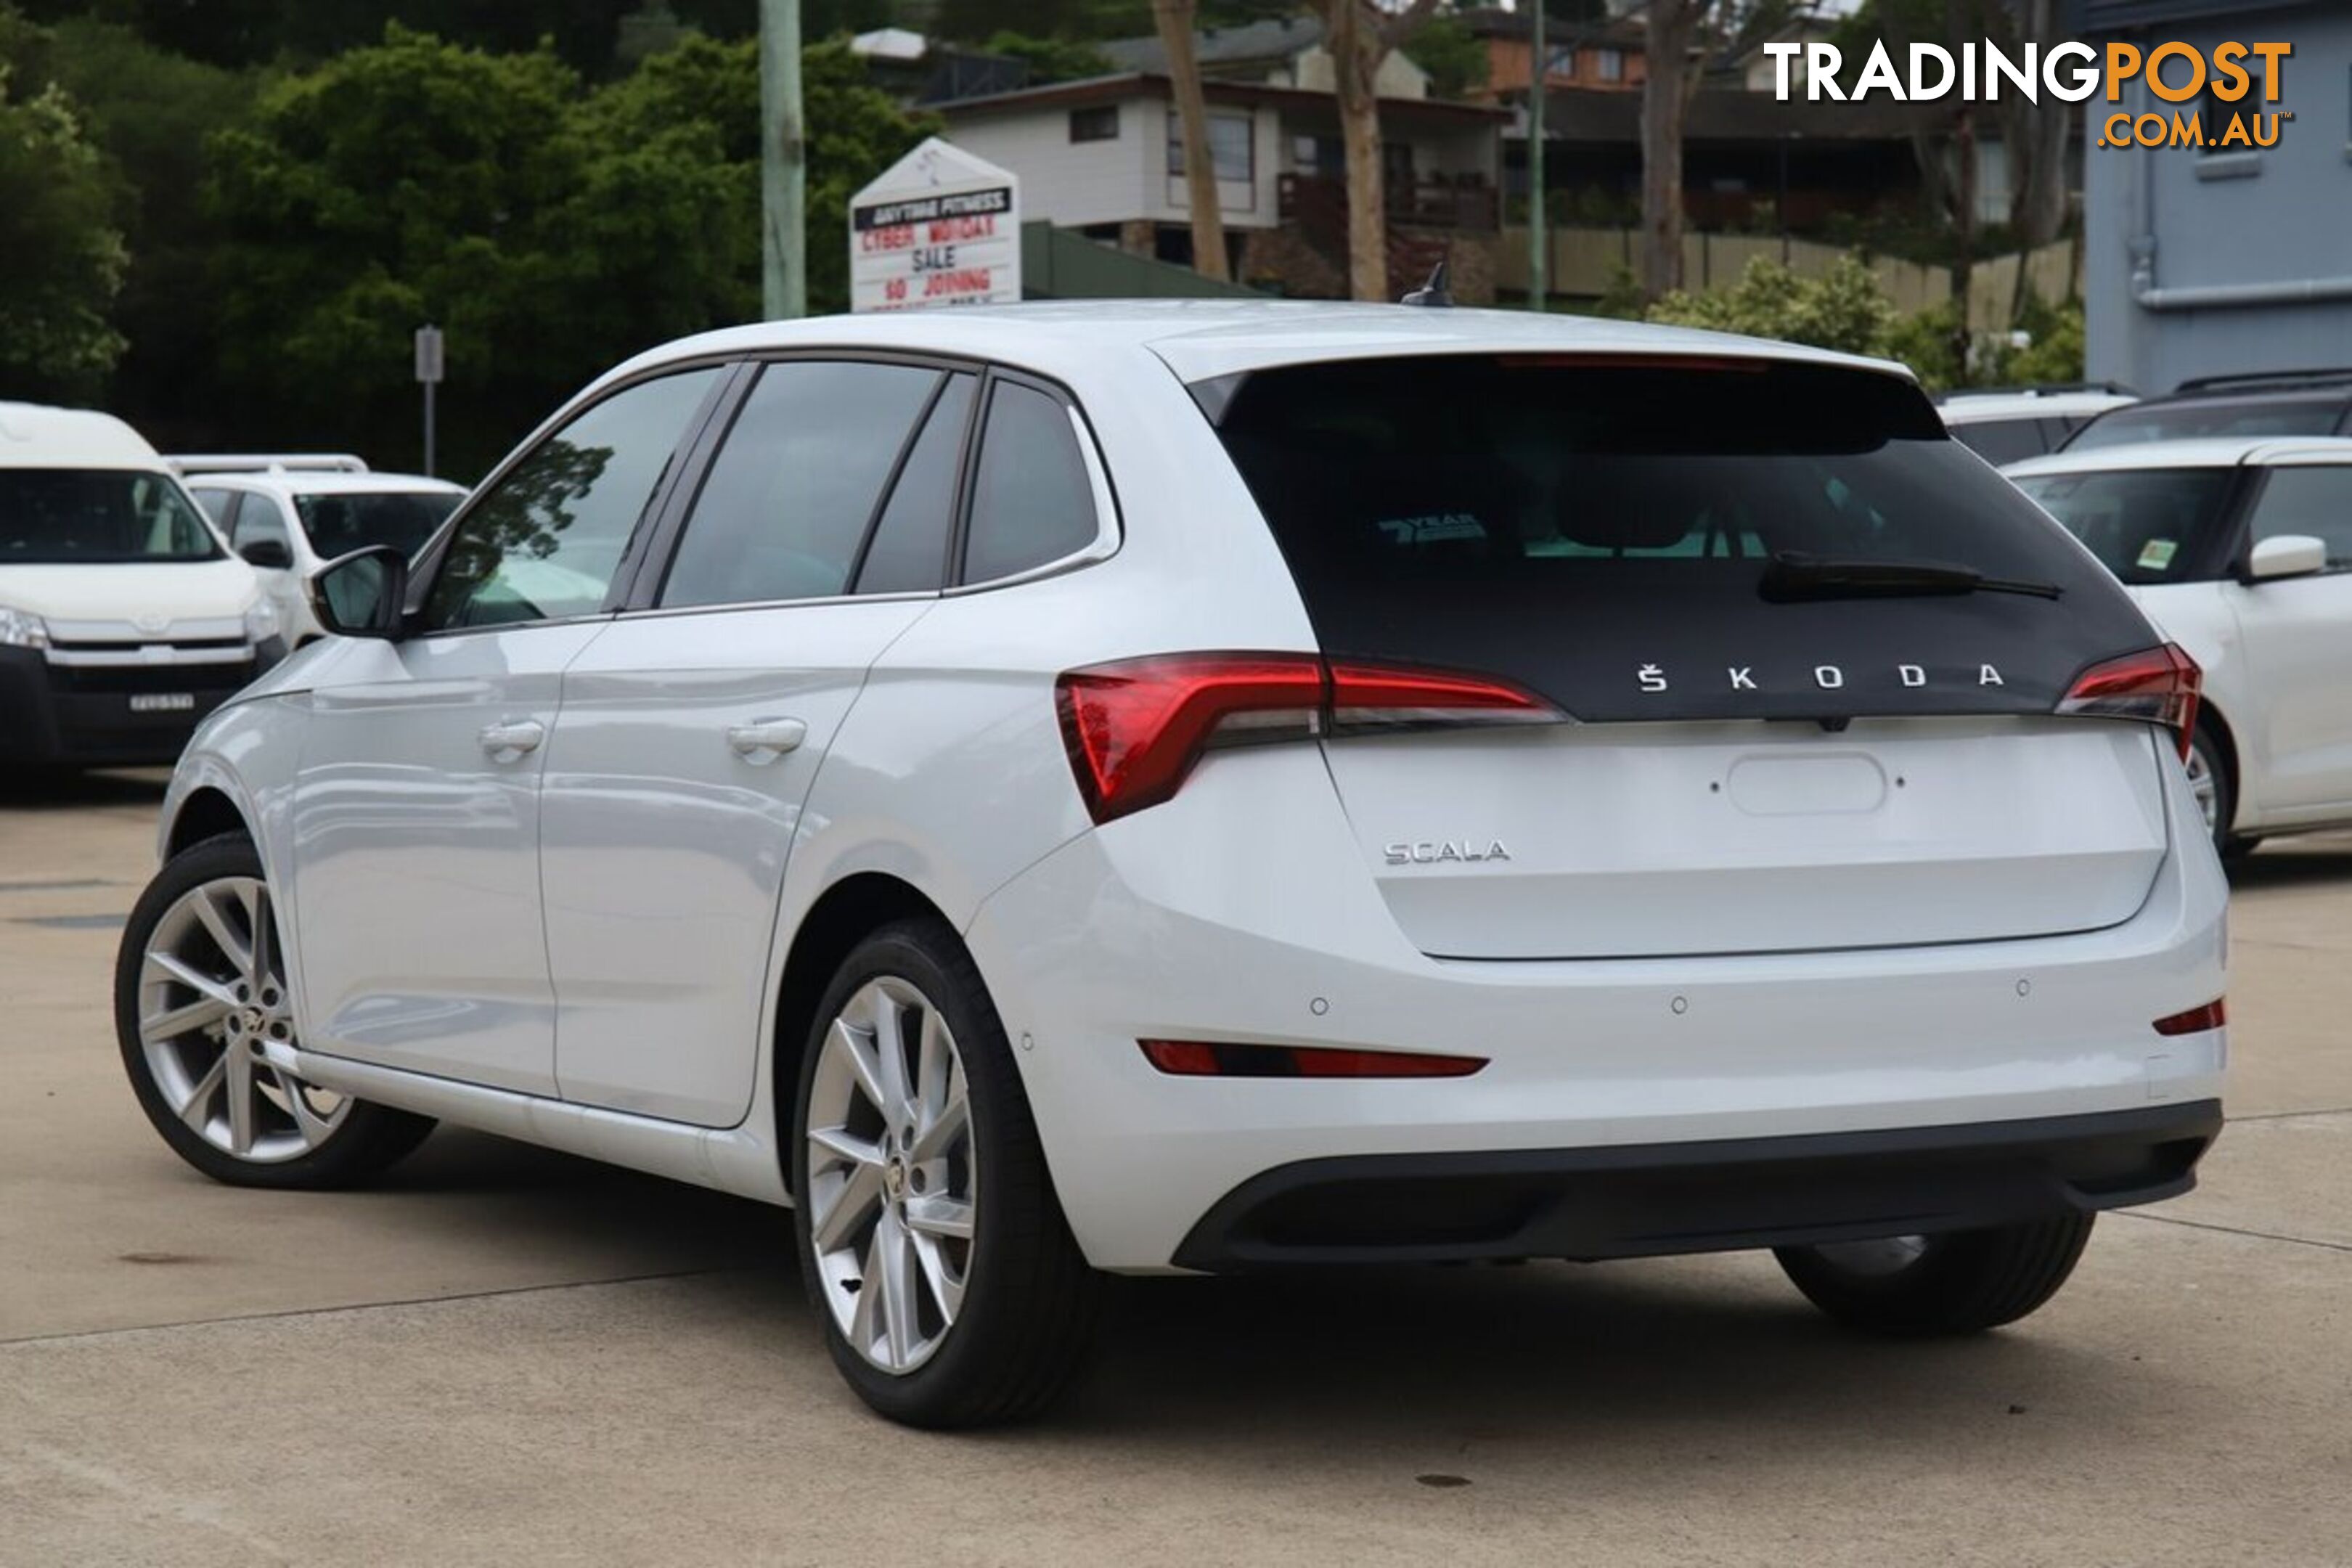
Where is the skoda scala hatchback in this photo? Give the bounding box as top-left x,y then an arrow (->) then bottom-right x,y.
117,303 -> 2226,1426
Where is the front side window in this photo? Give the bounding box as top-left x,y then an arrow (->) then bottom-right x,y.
2247,465 -> 2352,568
425,367 -> 719,630
0,470 -> 221,564
2009,467 -> 2239,584
961,381 -> 1099,584
660,361 -> 942,609
190,487 -> 237,527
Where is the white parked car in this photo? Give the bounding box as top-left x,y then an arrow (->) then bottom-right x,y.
1937,384 -> 2139,466
175,457 -> 467,645
0,403 -> 283,769
118,304 -> 2227,1426
2005,436 -> 2352,857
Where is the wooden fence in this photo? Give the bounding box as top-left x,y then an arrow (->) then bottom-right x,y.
1496,227 -> 2079,330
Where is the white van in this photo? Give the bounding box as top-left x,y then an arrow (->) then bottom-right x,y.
0,402 -> 283,769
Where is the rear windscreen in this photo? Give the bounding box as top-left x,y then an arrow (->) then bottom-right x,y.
2066,394 -> 2343,449
1206,356 -> 2155,724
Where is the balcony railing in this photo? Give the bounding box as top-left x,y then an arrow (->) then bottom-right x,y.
1277,173 -> 1500,238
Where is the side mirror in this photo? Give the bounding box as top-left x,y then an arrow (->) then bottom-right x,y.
307,545 -> 409,640
2247,534 -> 2328,581
238,537 -> 294,571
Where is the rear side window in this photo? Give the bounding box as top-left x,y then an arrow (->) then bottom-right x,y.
854,372 -> 975,595
1207,355 -> 2154,724
1947,417 -> 2046,467
2068,395 -> 2345,449
961,380 -> 1098,583
2248,465 -> 2352,568
661,361 -> 942,608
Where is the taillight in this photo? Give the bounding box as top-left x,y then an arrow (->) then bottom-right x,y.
2152,998 -> 2225,1037
2056,642 -> 2200,760
1138,1040 -> 1488,1078
1056,653 -> 1561,824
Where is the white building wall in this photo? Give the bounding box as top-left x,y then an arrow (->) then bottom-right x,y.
934,107 -> 1155,229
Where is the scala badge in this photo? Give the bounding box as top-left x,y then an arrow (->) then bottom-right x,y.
1636,661 -> 2004,693
1385,840 -> 1511,866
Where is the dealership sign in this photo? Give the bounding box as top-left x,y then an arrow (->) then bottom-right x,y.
850,138 -> 1021,313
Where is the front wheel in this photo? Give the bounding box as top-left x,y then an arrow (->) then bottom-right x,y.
792,919 -> 1100,1427
115,833 -> 436,1188
1774,1216 -> 2094,1336
2185,725 -> 2251,860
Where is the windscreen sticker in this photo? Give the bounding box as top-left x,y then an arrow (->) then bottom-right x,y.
2136,538 -> 2179,571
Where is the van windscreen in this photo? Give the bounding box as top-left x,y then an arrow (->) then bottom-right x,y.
0,470 -> 223,564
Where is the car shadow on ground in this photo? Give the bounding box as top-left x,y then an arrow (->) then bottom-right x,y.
2229,833 -> 2352,889
0,767 -> 170,812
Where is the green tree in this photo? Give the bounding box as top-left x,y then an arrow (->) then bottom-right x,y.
0,58 -> 126,399
1400,12 -> 1484,99
981,30 -> 1114,83
1645,253 -> 1897,358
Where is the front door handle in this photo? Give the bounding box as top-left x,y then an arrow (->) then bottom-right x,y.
478,718 -> 545,762
725,716 -> 807,762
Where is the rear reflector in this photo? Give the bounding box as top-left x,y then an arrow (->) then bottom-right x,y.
2152,998 -> 2225,1037
1058,653 -> 1561,823
1138,1040 -> 1488,1079
2057,642 -> 2200,760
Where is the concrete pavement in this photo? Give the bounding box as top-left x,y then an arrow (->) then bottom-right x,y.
3,772 -> 2347,1566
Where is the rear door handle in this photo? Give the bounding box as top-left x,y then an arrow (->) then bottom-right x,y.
725,717 -> 808,762
478,718 -> 545,761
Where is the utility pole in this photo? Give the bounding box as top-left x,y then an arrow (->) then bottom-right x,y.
759,0 -> 806,319
1527,0 -> 1546,311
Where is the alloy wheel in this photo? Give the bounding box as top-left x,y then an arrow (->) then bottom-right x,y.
804,976 -> 977,1375
135,875 -> 348,1162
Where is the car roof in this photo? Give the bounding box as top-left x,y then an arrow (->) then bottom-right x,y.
1938,391 -> 2138,424
0,401 -> 167,471
184,470 -> 465,497
2001,435 -> 2352,478
600,300 -> 1918,397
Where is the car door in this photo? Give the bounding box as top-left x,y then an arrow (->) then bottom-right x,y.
2226,460 -> 2352,815
287,365 -> 724,1095
539,359 -> 973,1126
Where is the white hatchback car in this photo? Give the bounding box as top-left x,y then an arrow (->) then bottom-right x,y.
119,304 -> 2227,1426
175,458 -> 467,645
2006,437 -> 2352,857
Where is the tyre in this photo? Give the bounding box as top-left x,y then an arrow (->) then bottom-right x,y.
791,918 -> 1101,1427
1774,1215 -> 2094,1336
2184,724 -> 2249,860
115,832 -> 436,1188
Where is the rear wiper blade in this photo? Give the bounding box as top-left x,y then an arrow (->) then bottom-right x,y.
1759,552 -> 2063,603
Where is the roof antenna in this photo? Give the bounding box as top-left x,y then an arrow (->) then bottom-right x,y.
1400,261 -> 1453,308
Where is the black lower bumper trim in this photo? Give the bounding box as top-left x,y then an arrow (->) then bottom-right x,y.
1171,1101 -> 2223,1271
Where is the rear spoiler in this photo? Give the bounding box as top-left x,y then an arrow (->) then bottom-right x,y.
168,453 -> 369,475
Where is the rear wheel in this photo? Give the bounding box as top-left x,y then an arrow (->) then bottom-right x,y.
115,833 -> 436,1188
1774,1215 -> 2094,1336
2185,724 -> 2253,860
792,919 -> 1100,1427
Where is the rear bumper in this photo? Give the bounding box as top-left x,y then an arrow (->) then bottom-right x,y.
0,642 -> 279,766
1173,1101 -> 2222,1270
964,743 -> 2231,1273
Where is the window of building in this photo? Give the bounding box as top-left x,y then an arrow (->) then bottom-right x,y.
1167,110 -> 1254,183
1069,105 -> 1119,143
1596,47 -> 1625,83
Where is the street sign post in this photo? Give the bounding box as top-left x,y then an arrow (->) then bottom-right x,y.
414,324 -> 445,478
849,138 -> 1021,313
